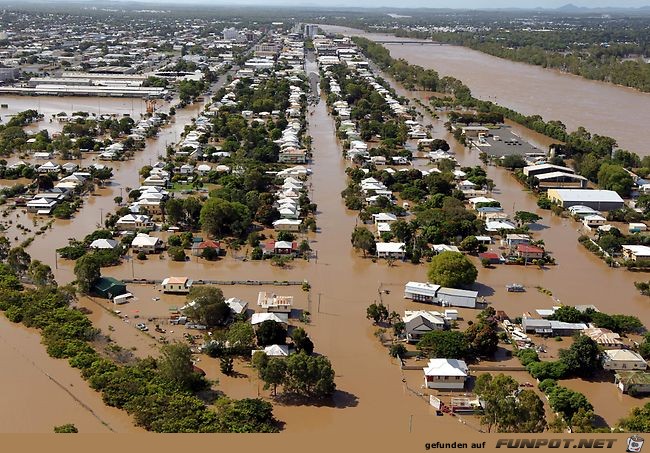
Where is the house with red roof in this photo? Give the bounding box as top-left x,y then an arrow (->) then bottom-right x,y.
478,252 -> 502,265
516,244 -> 545,260
191,240 -> 221,256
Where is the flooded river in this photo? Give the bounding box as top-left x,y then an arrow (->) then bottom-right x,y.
321,25 -> 650,157
1,46 -> 648,433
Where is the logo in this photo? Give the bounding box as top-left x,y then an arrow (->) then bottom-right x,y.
627,435 -> 644,453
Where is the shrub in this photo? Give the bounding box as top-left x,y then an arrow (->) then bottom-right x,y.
168,246 -> 186,262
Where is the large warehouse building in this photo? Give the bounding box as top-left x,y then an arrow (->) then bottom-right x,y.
547,189 -> 625,211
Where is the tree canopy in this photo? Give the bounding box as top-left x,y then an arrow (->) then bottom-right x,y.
427,251 -> 478,288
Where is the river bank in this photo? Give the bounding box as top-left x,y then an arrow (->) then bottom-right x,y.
319,25 -> 650,157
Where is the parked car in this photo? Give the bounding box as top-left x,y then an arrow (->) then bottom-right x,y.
136,323 -> 149,331
506,283 -> 525,292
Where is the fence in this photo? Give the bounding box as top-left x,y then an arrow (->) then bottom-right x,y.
122,279 -> 305,286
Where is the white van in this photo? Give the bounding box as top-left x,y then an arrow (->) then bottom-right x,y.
113,293 -> 133,305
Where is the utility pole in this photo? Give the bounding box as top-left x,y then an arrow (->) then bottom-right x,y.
317,293 -> 321,313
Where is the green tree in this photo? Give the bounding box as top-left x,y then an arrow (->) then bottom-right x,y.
259,357 -> 287,396
597,163 -> 634,197
73,254 -> 100,294
516,389 -> 548,433
558,335 -> 602,377
473,373 -> 519,433
167,246 -> 186,262
298,240 -> 311,256
291,328 -> 314,355
27,260 -> 56,287
0,237 -> 10,261
53,424 -> 78,433
427,251 -> 478,288
165,198 -> 185,225
201,247 -> 219,261
200,197 -> 251,238
184,286 -> 230,328
417,330 -> 469,359
390,220 -> 413,243
389,343 -> 407,358
256,320 -> 287,347
549,306 -> 585,323
214,398 -> 277,433
502,155 -> 526,170
283,352 -> 336,398
465,320 -> 499,358
459,235 -> 480,253
546,385 -> 593,422
619,402 -> 650,432
351,226 -> 376,257
366,303 -> 389,324
227,321 -> 255,354
157,343 -> 205,392
7,246 -> 31,276
514,211 -> 542,226
220,356 -> 234,375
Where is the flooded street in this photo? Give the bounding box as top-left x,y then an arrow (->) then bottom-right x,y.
321,25 -> 650,156
369,59 -> 650,424
1,39 -> 648,433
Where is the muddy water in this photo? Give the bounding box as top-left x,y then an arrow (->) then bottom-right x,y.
23,99 -> 206,271
0,86 -> 217,432
2,47 -> 647,433
0,316 -> 139,432
321,25 -> 650,157
374,64 -> 650,422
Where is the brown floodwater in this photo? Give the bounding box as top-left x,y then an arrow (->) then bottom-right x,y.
0,85 -> 216,432
1,48 -> 648,433
0,316 -> 139,433
321,25 -> 650,157
375,64 -> 650,424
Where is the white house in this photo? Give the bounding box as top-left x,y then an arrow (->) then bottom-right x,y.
403,311 -> 446,342
131,233 -> 163,254
26,197 -> 58,213
404,282 -> 478,308
115,214 -> 153,231
251,312 -> 288,325
257,292 -> 293,313
37,161 -> 61,173
423,358 -> 469,389
602,349 -> 648,371
89,238 -> 119,250
225,297 -> 248,315
404,282 -> 441,303
376,242 -> 405,259
272,218 -> 302,232
622,245 -> 650,262
251,344 -> 290,357
161,277 -> 193,294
